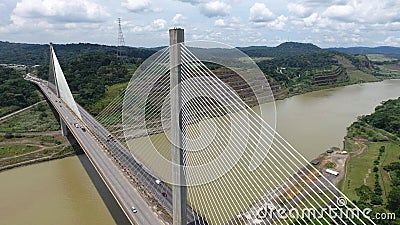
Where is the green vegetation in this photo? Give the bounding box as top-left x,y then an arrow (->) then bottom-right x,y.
0,67 -> 40,117
1,41 -> 390,117
0,133 -> 79,171
335,55 -> 379,83
0,144 -> 40,158
87,81 -> 128,114
0,41 -> 155,66
256,51 -> 340,84
0,101 -> 60,132
367,54 -> 399,63
375,62 -> 400,78
348,70 -> 379,83
246,43 -> 381,97
239,42 -> 322,58
361,98 -> 400,137
35,51 -> 138,114
326,161 -> 336,169
343,97 -> 400,224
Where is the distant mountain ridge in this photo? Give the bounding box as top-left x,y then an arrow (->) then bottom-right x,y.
1,40 -> 399,66
328,46 -> 400,58
238,42 -> 322,58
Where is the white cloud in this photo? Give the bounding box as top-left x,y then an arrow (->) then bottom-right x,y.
214,16 -> 242,29
322,4 -> 354,21
150,19 -> 167,31
132,18 -> 167,33
287,3 -> 311,18
172,13 -> 187,25
303,13 -> 319,27
318,1 -> 400,24
214,19 -> 225,26
122,0 -> 151,12
200,1 -> 230,17
12,0 -> 110,24
249,3 -> 275,23
1,0 -> 400,47
383,36 -> 400,46
268,15 -> 288,30
121,0 -> 162,13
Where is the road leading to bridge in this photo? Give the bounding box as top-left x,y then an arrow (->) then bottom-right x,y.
25,74 -> 164,225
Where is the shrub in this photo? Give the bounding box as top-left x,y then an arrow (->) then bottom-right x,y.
4,133 -> 14,139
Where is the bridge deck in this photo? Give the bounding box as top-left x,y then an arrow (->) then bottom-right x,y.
27,76 -> 164,225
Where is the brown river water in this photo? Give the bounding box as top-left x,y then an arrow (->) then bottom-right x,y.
0,79 -> 399,225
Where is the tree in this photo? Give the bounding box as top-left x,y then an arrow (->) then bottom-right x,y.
387,187 -> 400,215
371,195 -> 383,205
355,185 -> 373,203
4,133 -> 14,139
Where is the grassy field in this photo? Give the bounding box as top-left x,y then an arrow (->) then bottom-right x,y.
87,81 -> 128,115
0,144 -> 40,158
0,101 -> 60,132
0,132 -> 77,170
251,57 -> 274,62
342,141 -> 400,202
367,54 -> 398,62
347,70 -> 379,83
335,55 -> 379,83
375,63 -> 400,78
0,105 -> 20,118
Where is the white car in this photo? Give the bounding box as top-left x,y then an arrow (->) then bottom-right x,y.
131,207 -> 137,213
155,179 -> 161,185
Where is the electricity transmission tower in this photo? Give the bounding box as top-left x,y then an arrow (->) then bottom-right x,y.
117,18 -> 126,60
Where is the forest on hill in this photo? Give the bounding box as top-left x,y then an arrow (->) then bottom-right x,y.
0,67 -> 40,117
0,41 -> 387,116
239,42 -> 322,58
35,51 -> 135,113
361,98 -> 400,137
0,41 -> 155,66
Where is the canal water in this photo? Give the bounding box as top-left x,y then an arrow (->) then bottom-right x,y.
270,79 -> 400,160
0,79 -> 399,224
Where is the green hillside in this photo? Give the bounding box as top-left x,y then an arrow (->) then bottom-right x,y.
0,67 -> 40,117
250,44 -> 381,97
0,41 -> 155,65
344,98 -> 400,224
0,41 -> 388,117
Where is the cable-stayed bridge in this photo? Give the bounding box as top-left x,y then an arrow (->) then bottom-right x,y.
25,29 -> 375,225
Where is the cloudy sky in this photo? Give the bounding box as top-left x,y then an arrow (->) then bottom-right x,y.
0,0 -> 399,47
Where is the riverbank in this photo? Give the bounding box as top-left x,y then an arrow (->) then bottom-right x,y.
2,79 -> 400,173
337,97 -> 400,224
0,131 -> 81,172
0,77 -> 399,225
340,97 -> 400,201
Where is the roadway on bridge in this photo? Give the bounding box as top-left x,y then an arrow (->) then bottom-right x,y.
77,90 -> 198,224
26,75 -> 164,225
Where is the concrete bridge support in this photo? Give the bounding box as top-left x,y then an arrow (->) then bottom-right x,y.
60,118 -> 68,136
170,28 -> 187,225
